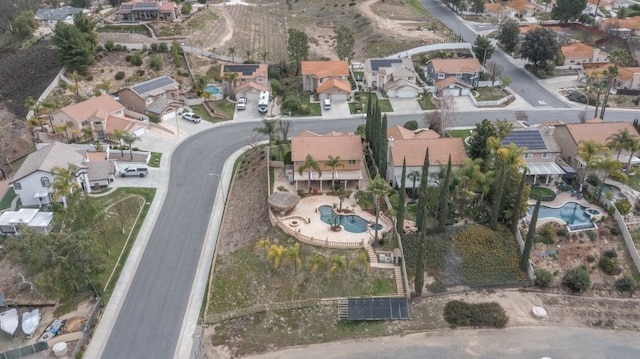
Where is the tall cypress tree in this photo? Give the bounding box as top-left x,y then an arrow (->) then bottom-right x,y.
490,162 -> 506,230
511,168 -> 528,235
396,158 -> 407,235
437,155 -> 452,233
415,191 -> 429,297
378,114 -> 388,179
416,148 -> 430,232
521,197 -> 541,271
365,90 -> 373,143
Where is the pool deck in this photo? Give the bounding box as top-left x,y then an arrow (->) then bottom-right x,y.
526,191 -> 604,229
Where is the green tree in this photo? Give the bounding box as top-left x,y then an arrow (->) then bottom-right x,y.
308,254 -> 326,276
522,197 -> 540,271
407,170 -> 421,203
326,155 -> 344,189
254,119 -> 279,145
52,22 -> 95,74
490,162 -> 506,230
227,46 -> 236,62
181,2 -> 192,15
472,0 -> 485,15
521,28 -> 559,66
287,28 -> 309,75
367,175 -> 391,244
298,154 -> 321,193
552,0 -> 587,23
577,139 -> 606,185
473,35 -> 494,65
51,166 -> 80,208
328,254 -> 347,279
596,155 -> 621,201
511,168 -> 528,235
468,119 -> 497,169
563,266 -> 591,293
378,114 -> 388,179
586,69 -> 607,118
600,49 -> 629,119
416,148 -> 430,232
282,243 -> 302,274
349,250 -> 370,277
12,11 -> 38,39
607,128 -> 634,160
267,244 -> 286,269
120,132 -> 140,160
436,156 -> 452,233
150,55 -> 163,71
497,18 -> 519,53
259,50 -> 269,64
335,25 -> 354,61
414,241 -> 425,296
625,138 -> 640,174
396,158 -> 407,235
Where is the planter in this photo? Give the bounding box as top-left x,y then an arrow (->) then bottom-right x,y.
290,220 -> 299,227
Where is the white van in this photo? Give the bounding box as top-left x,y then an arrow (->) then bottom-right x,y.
323,99 -> 331,110
119,166 -> 149,177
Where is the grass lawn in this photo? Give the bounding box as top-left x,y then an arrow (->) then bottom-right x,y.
191,104 -> 214,122
358,92 -> 394,113
418,94 -> 436,110
0,187 -> 16,210
628,175 -> 640,192
530,186 -> 556,200
208,100 -> 235,120
448,129 -> 471,150
148,152 -> 162,168
299,96 -> 322,116
474,87 -> 508,101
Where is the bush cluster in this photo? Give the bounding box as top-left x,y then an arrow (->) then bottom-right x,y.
562,266 -> 591,293
534,268 -> 553,288
444,300 -> 509,329
615,274 -> 638,293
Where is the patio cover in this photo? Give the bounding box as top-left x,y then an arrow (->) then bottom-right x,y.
267,191 -> 301,212
293,170 -> 363,182
526,162 -> 566,176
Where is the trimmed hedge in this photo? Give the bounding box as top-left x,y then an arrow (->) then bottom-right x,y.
444,300 -> 509,329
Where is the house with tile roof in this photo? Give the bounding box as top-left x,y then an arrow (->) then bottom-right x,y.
301,61 -> 351,101
583,64 -> 640,91
49,94 -> 145,141
425,58 -> 482,96
363,58 -> 422,98
553,121 -> 640,170
221,64 -> 269,100
291,131 -> 364,191
116,0 -> 179,21
505,0 -> 543,17
602,16 -> 640,39
118,76 -> 182,122
501,127 -> 565,185
386,126 -> 468,188
34,6 -> 90,27
560,43 -> 609,67
10,142 -> 90,207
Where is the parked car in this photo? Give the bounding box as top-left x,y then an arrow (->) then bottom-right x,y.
182,112 -> 202,123
237,97 -> 247,110
323,99 -> 331,110
119,166 -> 148,177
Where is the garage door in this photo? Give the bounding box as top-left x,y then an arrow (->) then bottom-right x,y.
442,88 -> 460,97
329,93 -> 348,101
161,111 -> 176,122
397,89 -> 416,98
132,127 -> 146,138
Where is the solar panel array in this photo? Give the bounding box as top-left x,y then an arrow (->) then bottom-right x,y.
370,59 -> 402,71
501,129 -> 547,150
133,2 -> 159,9
348,297 -> 409,320
224,64 -> 259,76
132,76 -> 175,95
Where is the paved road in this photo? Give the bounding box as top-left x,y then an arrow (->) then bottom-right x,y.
242,326 -> 640,359
418,0 -> 568,108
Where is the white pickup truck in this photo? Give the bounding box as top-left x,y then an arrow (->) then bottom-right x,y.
237,97 -> 247,110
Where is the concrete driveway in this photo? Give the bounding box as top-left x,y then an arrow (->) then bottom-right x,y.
388,97 -> 423,114
233,101 -> 262,122
322,100 -> 351,120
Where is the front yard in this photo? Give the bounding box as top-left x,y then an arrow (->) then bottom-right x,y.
474,87 -> 509,101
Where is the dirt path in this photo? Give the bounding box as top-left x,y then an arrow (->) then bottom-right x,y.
357,0 -> 441,41
214,6 -> 235,49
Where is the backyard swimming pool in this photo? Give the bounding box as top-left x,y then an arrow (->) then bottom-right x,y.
318,205 -> 379,233
205,85 -> 220,95
528,201 -> 597,231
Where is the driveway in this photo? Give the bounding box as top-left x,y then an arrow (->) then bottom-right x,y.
322,100 -> 351,120
388,98 -> 423,114
233,100 -> 262,122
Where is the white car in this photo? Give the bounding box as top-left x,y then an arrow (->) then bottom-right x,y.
182,112 -> 202,123
237,97 -> 247,110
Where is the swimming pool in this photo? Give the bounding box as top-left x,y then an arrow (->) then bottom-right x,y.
205,85 -> 220,95
528,201 -> 597,231
318,205 -> 379,233
601,183 -> 621,198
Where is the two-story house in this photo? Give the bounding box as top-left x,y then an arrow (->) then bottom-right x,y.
501,127 -> 565,185
300,61 -> 351,101
118,76 -> 182,121
386,125 -> 468,189
560,43 -> 609,68
116,0 -> 179,21
585,64 -> 640,91
291,131 -> 364,191
34,6 -> 89,28
553,121 -> 640,170
49,94 -> 144,141
221,64 -> 270,100
363,58 -> 421,98
425,58 -> 482,96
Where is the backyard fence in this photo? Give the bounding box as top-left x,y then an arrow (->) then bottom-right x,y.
384,196 -> 411,299
600,197 -> 640,273
515,228 -> 536,282
70,295 -> 102,359
0,342 -> 48,359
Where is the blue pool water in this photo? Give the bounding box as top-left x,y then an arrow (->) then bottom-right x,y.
318,205 -> 378,233
205,85 -> 220,94
601,183 -> 621,198
528,201 -> 596,231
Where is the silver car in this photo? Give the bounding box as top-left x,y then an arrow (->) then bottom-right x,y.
182,112 -> 202,123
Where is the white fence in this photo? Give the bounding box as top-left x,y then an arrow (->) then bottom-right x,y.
386,43 -> 473,59
468,87 -> 514,107
515,228 -> 536,282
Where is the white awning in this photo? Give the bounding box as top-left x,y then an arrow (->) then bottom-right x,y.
526,162 -> 566,176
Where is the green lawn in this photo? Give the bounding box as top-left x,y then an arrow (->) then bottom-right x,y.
418,94 -> 436,110
474,87 -> 508,101
148,152 -> 162,168
448,129 -> 471,139
208,100 -> 235,120
0,187 -> 16,210
529,186 -> 556,201
297,96 -> 321,116
357,92 -> 394,113
191,104 -> 214,122
627,175 -> 640,192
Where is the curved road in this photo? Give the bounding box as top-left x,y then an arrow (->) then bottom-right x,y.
97,108 -> 638,358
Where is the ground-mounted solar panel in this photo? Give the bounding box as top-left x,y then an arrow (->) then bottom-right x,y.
224,64 -> 259,76
347,297 -> 409,320
501,129 -> 547,150
132,76 -> 175,95
370,59 -> 402,71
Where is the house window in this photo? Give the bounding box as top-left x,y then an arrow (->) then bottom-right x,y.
408,77 -> 414,81
542,152 -> 551,159
348,160 -> 356,165
257,78 -> 264,83
524,153 -> 533,159
41,177 -> 50,187
81,120 -> 89,127
146,98 -> 153,104
437,73 -> 445,79
455,73 -> 462,78
569,60 -> 575,64
13,182 -> 21,190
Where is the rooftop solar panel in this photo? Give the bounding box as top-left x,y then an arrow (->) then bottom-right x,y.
224,64 -> 259,76
133,2 -> 158,9
132,76 -> 175,95
348,297 -> 409,320
370,59 -> 403,71
501,129 -> 547,150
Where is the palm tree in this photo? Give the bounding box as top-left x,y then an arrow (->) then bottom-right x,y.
349,250 -> 370,277
407,170 -> 421,203
253,238 -> 271,253
494,119 -> 513,141
259,50 -> 269,64
326,155 -> 344,189
328,254 -> 347,279
597,155 -> 621,201
194,75 -> 208,96
244,50 -> 253,63
222,71 -> 239,97
68,70 -> 82,103
282,243 -> 302,274
51,165 -> 81,207
625,138 -> 640,174
587,69 -> 607,118
308,254 -> 326,276
120,133 -> 139,160
600,48 -> 629,119
81,127 -> 94,142
267,244 -> 286,269
227,46 -> 236,62
253,119 -> 279,145
26,117 -> 42,141
607,129 -> 633,160
367,175 -> 391,244
577,140 -> 606,187
298,154 -> 321,193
